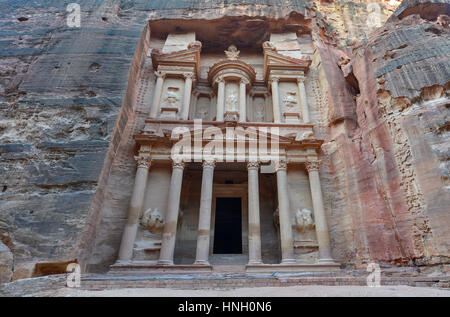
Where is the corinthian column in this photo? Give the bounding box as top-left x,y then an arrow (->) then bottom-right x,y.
149,71 -> 165,118
239,78 -> 248,123
118,150 -> 152,261
216,77 -> 225,121
297,75 -> 310,123
158,160 -> 185,265
275,160 -> 296,264
247,161 -> 262,265
181,73 -> 194,120
270,76 -> 281,123
194,160 -> 215,265
305,160 -> 334,263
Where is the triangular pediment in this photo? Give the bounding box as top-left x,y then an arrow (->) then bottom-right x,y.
263,42 -> 312,80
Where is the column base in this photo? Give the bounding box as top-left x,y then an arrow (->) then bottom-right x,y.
247,260 -> 263,265
193,260 -> 211,266
157,260 -> 174,266
281,259 -> 297,265
318,258 -> 339,265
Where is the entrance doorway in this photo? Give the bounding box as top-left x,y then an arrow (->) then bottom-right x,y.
213,197 -> 242,254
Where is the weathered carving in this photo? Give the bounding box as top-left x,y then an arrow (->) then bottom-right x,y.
305,160 -> 320,172
225,89 -> 238,111
295,208 -> 315,232
141,208 -> 165,233
225,44 -> 240,60
283,91 -> 298,108
247,161 -> 260,169
162,87 -> 181,109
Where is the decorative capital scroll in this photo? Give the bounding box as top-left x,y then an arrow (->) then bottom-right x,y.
183,72 -> 195,80
273,160 -> 287,171
171,159 -> 185,170
305,160 -> 320,172
269,76 -> 280,84
240,77 -> 250,85
155,70 -> 165,79
216,75 -> 225,84
135,151 -> 152,169
247,161 -> 260,170
296,75 -> 306,83
202,159 -> 216,169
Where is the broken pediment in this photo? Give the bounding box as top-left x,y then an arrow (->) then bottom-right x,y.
151,41 -> 202,76
263,41 -> 312,80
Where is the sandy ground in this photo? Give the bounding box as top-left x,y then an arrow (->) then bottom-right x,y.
47,285 -> 450,297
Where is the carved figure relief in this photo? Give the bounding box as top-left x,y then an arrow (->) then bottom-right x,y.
283,91 -> 298,108
141,208 -> 165,233
254,98 -> 265,121
225,84 -> 238,111
162,87 -> 180,109
295,208 -> 315,232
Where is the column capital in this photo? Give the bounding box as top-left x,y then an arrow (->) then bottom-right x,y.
247,161 -> 260,170
202,159 -> 216,168
135,152 -> 152,169
183,72 -> 195,80
155,70 -> 166,79
240,77 -> 250,85
171,159 -> 186,170
305,160 -> 320,172
273,160 -> 287,171
296,75 -> 306,83
216,75 -> 225,84
269,76 -> 280,84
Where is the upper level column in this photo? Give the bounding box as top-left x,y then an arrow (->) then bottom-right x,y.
216,76 -> 225,121
181,72 -> 194,120
270,76 -> 281,123
149,71 -> 165,118
118,148 -> 152,261
239,78 -> 248,123
297,75 -> 310,123
305,160 -> 335,264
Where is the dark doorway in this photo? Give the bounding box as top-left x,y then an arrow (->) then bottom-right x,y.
213,197 -> 242,254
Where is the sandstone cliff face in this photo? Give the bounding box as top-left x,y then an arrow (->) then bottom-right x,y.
0,0 -> 448,282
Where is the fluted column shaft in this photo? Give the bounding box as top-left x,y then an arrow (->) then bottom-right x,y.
297,77 -> 310,123
239,80 -> 247,123
247,161 -> 262,264
158,161 -> 185,265
118,153 -> 151,261
306,161 -> 334,263
216,78 -> 225,121
194,160 -> 215,265
276,161 -> 296,264
271,77 -> 281,123
181,73 -> 193,120
149,71 -> 165,118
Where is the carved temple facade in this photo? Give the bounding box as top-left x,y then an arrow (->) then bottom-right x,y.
112,26 -> 340,273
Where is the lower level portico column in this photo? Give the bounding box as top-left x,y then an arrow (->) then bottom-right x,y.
194,160 -> 215,265
118,151 -> 152,261
247,161 -> 262,265
158,160 -> 185,265
305,160 -> 334,263
275,161 -> 296,264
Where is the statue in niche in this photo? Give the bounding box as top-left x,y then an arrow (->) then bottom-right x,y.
162,87 -> 180,109
225,44 -> 240,60
283,91 -> 298,108
141,208 -> 165,234
295,208 -> 315,233
198,104 -> 209,119
254,100 -> 265,121
225,89 -> 238,111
